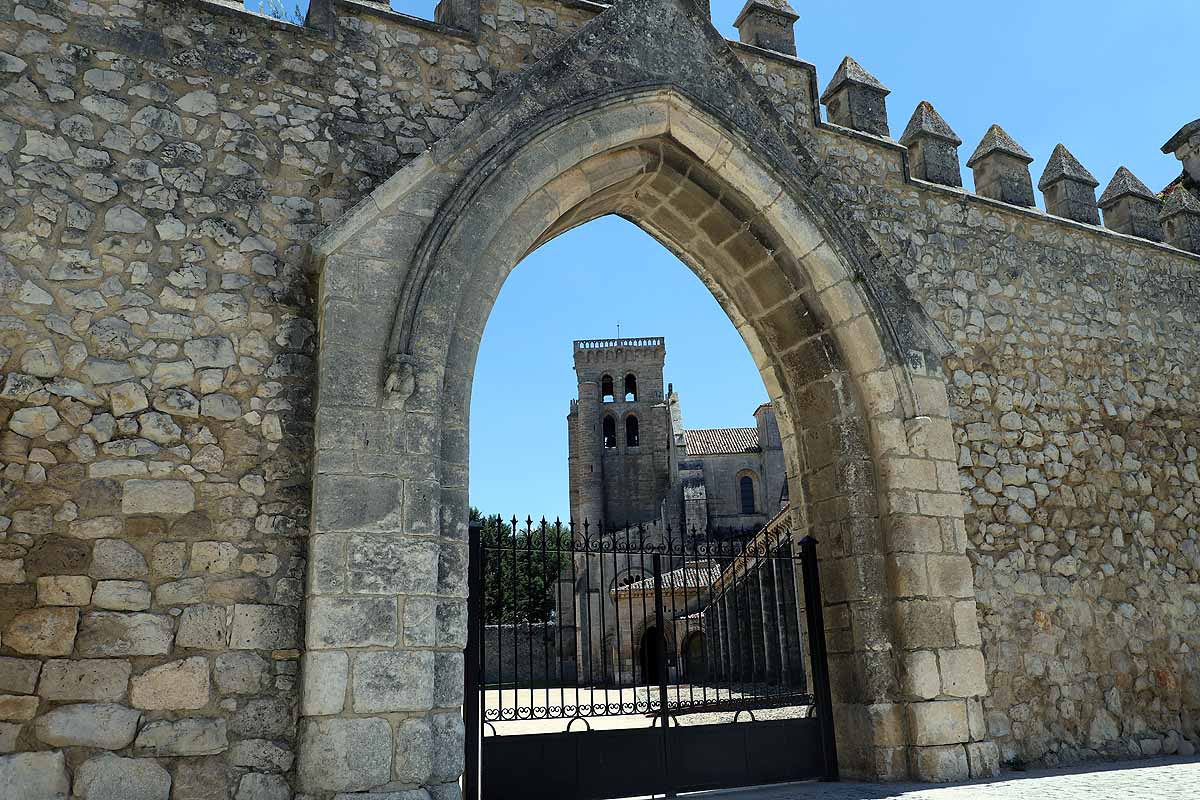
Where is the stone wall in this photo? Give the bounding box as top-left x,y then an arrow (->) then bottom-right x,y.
695,450 -> 771,526
0,0 -> 1196,795
696,37 -> 1200,768
802,108 -> 1200,766
0,0 -> 528,795
481,622 -> 565,684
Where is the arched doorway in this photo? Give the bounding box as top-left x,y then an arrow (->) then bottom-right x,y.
301,1 -> 985,789
682,631 -> 707,683
639,625 -> 663,684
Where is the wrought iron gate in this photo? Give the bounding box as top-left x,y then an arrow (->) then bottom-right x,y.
463,514 -> 838,799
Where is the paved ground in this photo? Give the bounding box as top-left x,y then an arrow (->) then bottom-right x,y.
676,756 -> 1200,800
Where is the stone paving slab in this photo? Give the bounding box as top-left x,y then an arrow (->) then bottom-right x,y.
674,757 -> 1200,800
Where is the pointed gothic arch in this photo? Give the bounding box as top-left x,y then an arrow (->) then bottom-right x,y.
301,0 -> 984,791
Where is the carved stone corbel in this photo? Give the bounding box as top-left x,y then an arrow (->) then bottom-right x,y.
383,353 -> 419,410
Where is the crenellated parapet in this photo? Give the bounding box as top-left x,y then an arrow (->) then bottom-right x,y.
166,0 -> 1199,262
0,0 -> 1198,794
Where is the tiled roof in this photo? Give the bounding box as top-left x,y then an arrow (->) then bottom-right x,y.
684,427 -> 760,455
614,563 -> 722,593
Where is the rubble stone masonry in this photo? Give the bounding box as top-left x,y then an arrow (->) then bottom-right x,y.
0,0 -> 1196,796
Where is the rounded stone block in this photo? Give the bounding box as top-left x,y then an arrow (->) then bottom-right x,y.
74,754 -> 171,800
38,659 -> 131,702
33,703 -> 141,749
938,648 -> 988,698
121,479 -> 195,515
229,603 -> 300,650
352,650 -> 435,713
4,607 -> 78,656
301,651 -> 348,716
298,717 -> 393,792
911,742 -> 970,782
130,656 -> 210,710
966,739 -> 1001,778
0,694 -> 38,721
36,575 -> 93,606
307,596 -> 397,649
76,612 -> 173,657
0,750 -> 70,799
893,599 -> 956,650
394,717 -> 434,784
908,699 -> 970,746
901,650 -> 940,700
134,717 -> 228,757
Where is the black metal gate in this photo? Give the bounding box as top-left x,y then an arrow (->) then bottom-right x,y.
463,515 -> 837,800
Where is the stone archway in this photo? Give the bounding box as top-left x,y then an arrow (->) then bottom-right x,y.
682,630 -> 708,683
299,0 -> 994,794
639,625 -> 665,684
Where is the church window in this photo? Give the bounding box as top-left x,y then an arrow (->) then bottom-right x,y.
626,415 -> 640,447
624,373 -> 638,401
739,474 -> 756,515
602,415 -> 617,448
601,375 -> 615,403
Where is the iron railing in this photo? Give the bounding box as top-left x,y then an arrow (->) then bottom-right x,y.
464,514 -> 838,798
468,515 -> 828,722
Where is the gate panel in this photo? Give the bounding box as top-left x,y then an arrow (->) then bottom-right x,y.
465,513 -> 836,800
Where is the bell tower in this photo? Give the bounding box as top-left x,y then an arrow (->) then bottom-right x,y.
567,337 -> 670,531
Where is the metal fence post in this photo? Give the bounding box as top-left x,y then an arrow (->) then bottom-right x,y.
799,535 -> 839,781
465,520 -> 483,799
652,552 -> 675,797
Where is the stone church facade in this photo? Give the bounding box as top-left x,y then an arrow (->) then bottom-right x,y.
565,335 -> 790,686
0,0 -> 1197,797
567,335 -> 787,537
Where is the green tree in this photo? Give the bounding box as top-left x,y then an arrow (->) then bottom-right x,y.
471,508 -> 572,624
256,0 -> 305,25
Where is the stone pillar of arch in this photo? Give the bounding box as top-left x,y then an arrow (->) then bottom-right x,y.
298,0 -> 995,793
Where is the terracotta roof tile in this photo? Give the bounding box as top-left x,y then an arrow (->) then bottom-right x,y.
684,427 -> 760,455
615,563 -> 722,593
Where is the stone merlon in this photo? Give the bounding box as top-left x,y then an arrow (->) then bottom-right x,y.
966,124 -> 1035,207
733,0 -> 800,56
1098,166 -> 1159,207
900,101 -> 962,146
1098,166 -> 1163,241
900,101 -> 963,188
820,56 -> 891,137
966,124 -> 1033,168
1037,144 -> 1098,191
1159,186 -> 1200,253
1038,144 -> 1100,225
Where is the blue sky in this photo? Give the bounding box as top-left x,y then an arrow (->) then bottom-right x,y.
471,217 -> 756,523
252,0 -> 1195,520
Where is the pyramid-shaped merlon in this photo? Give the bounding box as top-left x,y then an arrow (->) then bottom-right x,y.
967,125 -> 1035,207
820,56 -> 891,137
900,101 -> 962,187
